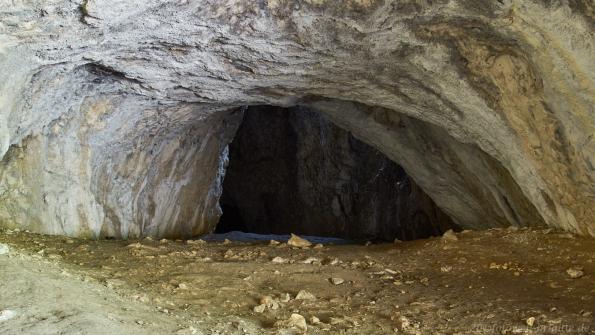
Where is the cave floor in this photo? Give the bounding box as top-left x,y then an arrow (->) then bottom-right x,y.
0,228 -> 593,335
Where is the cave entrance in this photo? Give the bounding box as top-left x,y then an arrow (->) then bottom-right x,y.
215,105 -> 457,242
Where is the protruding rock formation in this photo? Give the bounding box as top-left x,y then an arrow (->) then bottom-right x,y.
0,0 -> 593,238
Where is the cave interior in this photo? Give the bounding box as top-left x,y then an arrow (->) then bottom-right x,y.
215,105 -> 458,242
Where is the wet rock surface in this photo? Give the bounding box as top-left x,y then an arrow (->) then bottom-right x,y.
218,106 -> 456,241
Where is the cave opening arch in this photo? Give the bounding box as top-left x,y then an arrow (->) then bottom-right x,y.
214,104 -> 459,242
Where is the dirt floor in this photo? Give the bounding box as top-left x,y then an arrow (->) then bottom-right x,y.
0,227 -> 593,334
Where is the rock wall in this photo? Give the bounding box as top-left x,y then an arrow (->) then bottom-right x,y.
0,0 -> 593,237
217,106 -> 456,241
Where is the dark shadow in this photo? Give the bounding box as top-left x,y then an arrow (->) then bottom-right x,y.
216,105 -> 459,241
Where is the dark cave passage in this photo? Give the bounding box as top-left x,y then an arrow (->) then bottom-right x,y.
216,105 -> 458,241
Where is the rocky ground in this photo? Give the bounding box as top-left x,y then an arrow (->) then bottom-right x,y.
0,228 -> 593,334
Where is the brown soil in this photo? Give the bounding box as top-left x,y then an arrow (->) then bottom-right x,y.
0,228 -> 593,334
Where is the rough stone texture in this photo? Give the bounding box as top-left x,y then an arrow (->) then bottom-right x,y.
0,0 -> 593,237
217,105 -> 457,241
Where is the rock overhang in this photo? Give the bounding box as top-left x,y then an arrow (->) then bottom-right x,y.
0,0 -> 593,238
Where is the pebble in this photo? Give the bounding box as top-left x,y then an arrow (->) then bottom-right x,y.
177,283 -> 189,290
275,313 -> 307,332
442,229 -> 458,241
330,277 -> 345,285
271,256 -> 287,263
295,290 -> 316,300
0,243 -> 9,255
287,234 -> 312,248
0,310 -> 16,322
310,316 -> 320,324
302,257 -> 320,264
260,296 -> 279,310
176,326 -> 198,335
253,304 -> 266,313
324,257 -> 340,266
566,267 -> 584,279
526,316 -> 536,327
280,293 -> 291,302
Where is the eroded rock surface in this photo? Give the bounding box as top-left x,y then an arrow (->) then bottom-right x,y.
0,0 -> 593,237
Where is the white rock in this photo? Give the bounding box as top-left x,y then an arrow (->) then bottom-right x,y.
302,257 -> 320,264
287,234 -> 312,248
295,290 -> 316,300
280,293 -> 291,302
257,296 -> 279,310
442,229 -> 458,241
566,267 -> 584,279
275,313 -> 307,332
253,304 -> 266,313
0,243 -> 9,255
440,266 -> 452,273
330,277 -> 345,285
0,310 -> 16,322
526,316 -> 536,327
271,256 -> 287,263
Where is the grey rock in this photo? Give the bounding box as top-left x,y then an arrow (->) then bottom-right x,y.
0,0 -> 593,238
0,243 -> 9,255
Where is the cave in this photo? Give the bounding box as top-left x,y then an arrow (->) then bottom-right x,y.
0,0 -> 594,334
216,105 -> 457,241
